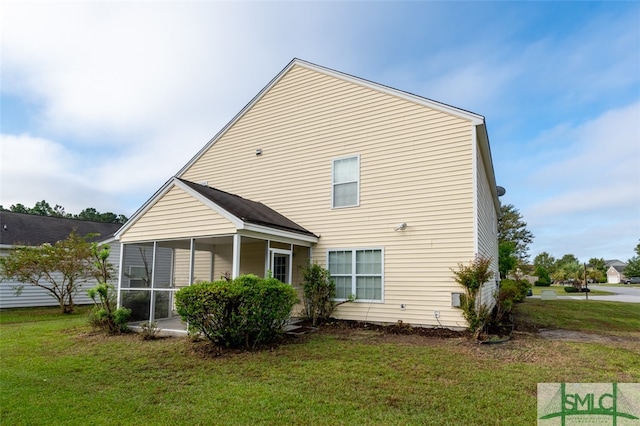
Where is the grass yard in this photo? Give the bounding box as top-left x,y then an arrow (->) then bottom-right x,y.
1,301 -> 639,426
530,285 -> 613,296
514,298 -> 640,334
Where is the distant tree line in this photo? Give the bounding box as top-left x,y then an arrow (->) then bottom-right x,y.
0,200 -> 128,224
532,240 -> 640,285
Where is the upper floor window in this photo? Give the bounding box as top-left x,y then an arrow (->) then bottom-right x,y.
332,155 -> 360,208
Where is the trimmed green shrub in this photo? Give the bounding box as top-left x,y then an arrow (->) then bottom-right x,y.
564,286 -> 579,293
302,263 -> 354,326
499,279 -> 529,303
175,274 -> 298,348
87,283 -> 131,334
534,266 -> 552,286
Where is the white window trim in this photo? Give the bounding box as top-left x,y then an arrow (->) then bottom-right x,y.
268,247 -> 292,285
127,265 -> 149,288
327,247 -> 384,303
331,155 -> 360,209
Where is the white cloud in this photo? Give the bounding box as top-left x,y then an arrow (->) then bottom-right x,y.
521,102 -> 640,260
1,1 -> 638,261
0,134 -> 120,213
0,2 -> 369,215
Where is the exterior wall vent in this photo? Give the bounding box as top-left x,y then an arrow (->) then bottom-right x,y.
451,292 -> 463,308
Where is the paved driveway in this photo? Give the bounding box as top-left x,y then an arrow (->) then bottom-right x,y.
530,285 -> 640,303
587,285 -> 640,303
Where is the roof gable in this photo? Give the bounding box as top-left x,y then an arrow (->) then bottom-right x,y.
177,179 -> 316,237
117,178 -> 317,242
0,211 -> 121,247
176,58 -> 487,179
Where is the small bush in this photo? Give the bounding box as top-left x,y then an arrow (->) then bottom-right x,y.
175,274 -> 298,349
564,286 -> 578,293
534,280 -> 551,287
87,283 -> 130,334
500,279 -> 529,303
493,279 -> 530,324
140,321 -> 160,340
302,263 -> 353,326
451,256 -> 494,339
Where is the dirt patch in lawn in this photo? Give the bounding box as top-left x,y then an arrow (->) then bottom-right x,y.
537,328 -> 639,344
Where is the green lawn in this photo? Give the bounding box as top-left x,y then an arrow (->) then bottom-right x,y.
530,285 -> 613,296
1,302 -> 638,425
514,298 -> 640,333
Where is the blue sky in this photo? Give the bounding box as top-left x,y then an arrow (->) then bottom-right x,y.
1,1 -> 639,262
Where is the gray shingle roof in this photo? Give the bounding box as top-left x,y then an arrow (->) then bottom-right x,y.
0,211 -> 122,246
178,178 -> 316,237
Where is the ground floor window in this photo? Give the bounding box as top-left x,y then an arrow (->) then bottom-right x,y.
328,248 -> 383,301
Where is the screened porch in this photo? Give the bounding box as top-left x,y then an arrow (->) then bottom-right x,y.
117,234 -> 313,332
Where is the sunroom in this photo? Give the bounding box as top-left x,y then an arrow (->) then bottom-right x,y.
114,178 -> 318,333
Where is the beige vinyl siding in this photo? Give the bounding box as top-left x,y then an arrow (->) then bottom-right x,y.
178,64 -> 477,328
212,244 -> 233,280
476,144 -> 500,308
173,249 -> 214,286
240,241 -> 267,276
120,185 -> 236,243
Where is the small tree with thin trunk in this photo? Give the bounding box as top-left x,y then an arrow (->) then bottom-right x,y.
451,255 -> 494,339
0,231 -> 95,313
87,243 -> 131,334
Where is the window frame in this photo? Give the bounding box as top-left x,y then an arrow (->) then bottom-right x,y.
127,265 -> 150,288
331,155 -> 360,209
327,247 -> 384,303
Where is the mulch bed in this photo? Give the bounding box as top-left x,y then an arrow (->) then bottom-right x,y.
314,319 -> 470,339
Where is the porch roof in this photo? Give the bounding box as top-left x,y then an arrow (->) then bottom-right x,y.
177,178 -> 317,238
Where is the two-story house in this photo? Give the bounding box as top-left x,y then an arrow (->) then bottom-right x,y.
115,59 -> 501,330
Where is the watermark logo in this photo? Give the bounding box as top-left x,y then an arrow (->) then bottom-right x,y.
538,383 -> 640,425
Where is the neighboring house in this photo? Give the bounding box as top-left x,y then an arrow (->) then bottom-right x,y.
0,211 -> 122,309
605,260 -> 627,284
115,58 -> 502,330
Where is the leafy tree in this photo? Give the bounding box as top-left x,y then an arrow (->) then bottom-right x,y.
587,257 -> 606,283
534,266 -> 551,285
556,254 -> 579,269
586,266 -> 605,284
498,204 -> 534,262
552,260 -> 584,287
0,202 -> 127,223
30,200 -> 56,216
624,240 -> 640,278
534,252 -> 556,274
1,203 -> 29,213
498,241 -> 517,279
0,231 -> 96,313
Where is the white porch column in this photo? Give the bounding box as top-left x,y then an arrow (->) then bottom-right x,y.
209,245 -> 215,282
188,238 -> 195,284
149,241 -> 158,323
232,234 -> 241,279
116,243 -> 125,307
